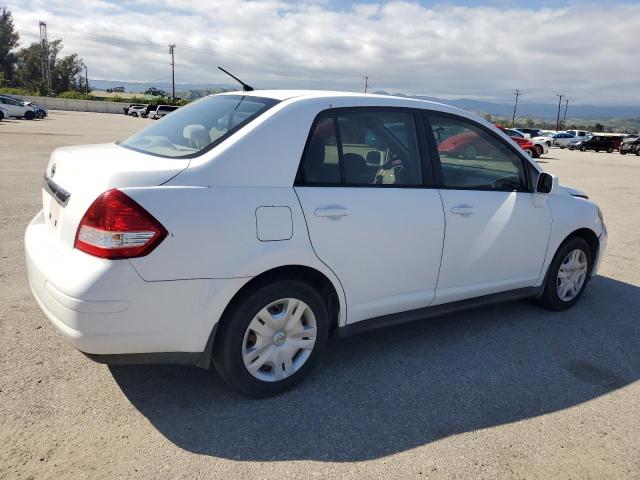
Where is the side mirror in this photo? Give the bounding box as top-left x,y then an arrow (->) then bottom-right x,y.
536,172 -> 557,194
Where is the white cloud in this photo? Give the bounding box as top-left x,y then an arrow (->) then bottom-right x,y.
7,0 -> 640,105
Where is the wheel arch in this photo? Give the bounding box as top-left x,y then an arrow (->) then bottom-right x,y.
538,227 -> 600,296
197,264 -> 344,369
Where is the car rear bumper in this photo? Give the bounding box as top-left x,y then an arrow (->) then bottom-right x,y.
25,210 -> 248,360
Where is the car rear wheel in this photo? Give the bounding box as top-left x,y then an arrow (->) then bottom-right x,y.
538,237 -> 592,311
535,145 -> 543,156
213,279 -> 329,397
580,145 -> 586,151
24,111 -> 35,120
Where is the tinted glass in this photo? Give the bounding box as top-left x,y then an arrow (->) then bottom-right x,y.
301,115 -> 341,184
300,110 -> 422,186
337,111 -> 421,185
120,95 -> 278,158
429,114 -> 527,191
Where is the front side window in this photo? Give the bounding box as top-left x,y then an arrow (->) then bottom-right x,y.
429,114 -> 527,191
120,95 -> 279,158
300,109 -> 422,186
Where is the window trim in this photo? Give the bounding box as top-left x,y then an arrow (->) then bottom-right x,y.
295,106 -> 436,189
422,111 -> 534,193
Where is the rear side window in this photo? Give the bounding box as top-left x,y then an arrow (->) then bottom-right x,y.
429,114 -> 527,191
300,109 -> 422,186
120,95 -> 279,158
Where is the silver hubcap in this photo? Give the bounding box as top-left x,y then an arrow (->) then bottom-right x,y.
242,298 -> 317,382
557,249 -> 588,302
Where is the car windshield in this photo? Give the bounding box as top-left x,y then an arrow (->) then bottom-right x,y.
120,95 -> 279,158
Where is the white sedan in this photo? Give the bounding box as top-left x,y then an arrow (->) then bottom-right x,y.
25,91 -> 607,397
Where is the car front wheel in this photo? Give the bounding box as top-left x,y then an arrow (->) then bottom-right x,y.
538,237 -> 592,311
213,279 -> 329,397
24,111 -> 35,120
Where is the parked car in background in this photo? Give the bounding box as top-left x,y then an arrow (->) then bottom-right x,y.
23,101 -> 48,118
128,105 -> 149,117
152,105 -> 179,119
512,128 -> 542,138
572,135 -> 617,153
532,131 -> 555,147
552,132 -> 575,148
506,128 -> 549,156
496,126 -> 539,157
565,130 -> 592,144
619,135 -> 640,155
25,91 -> 607,397
140,105 -> 156,118
0,95 -> 37,119
123,104 -> 146,115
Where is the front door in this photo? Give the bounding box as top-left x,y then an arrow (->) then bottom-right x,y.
427,113 -> 552,304
295,108 -> 445,324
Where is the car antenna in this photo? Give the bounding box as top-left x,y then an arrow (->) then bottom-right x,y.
218,66 -> 254,92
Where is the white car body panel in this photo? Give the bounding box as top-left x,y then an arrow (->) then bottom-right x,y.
25,90 -> 607,359
295,187 -> 445,323
434,190 -> 551,304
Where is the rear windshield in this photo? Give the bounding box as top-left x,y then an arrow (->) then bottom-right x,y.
120,95 -> 279,158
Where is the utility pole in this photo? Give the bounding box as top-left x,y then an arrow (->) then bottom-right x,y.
363,75 -> 369,94
562,99 -> 569,129
555,94 -> 564,130
39,21 -> 52,95
169,44 -> 176,101
84,64 -> 89,94
512,89 -> 521,125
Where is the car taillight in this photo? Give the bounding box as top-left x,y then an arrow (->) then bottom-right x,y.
74,189 -> 167,259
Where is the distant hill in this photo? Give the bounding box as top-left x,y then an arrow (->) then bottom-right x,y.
87,79 -> 639,121
375,91 -> 640,121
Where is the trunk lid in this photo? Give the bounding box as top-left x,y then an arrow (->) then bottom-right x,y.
42,142 -> 188,248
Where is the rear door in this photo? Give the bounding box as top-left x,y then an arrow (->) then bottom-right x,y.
295,108 -> 445,324
426,112 -> 552,304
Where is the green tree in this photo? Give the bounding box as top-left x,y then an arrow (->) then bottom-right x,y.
0,6 -> 20,82
14,39 -> 85,95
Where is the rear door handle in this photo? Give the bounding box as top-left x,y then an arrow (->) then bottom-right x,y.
314,207 -> 350,218
451,205 -> 476,216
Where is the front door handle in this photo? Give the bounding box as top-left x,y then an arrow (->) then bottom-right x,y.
314,207 -> 350,218
451,205 -> 476,216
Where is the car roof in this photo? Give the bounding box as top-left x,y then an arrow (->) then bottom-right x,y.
215,90 -> 484,122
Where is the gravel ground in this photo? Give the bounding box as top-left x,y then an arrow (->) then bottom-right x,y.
1,111 -> 638,479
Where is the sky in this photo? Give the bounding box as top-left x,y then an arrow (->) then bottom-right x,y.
6,0 -> 640,106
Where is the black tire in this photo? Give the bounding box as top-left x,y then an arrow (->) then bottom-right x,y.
24,110 -> 35,120
538,237 -> 593,311
580,145 -> 586,151
213,278 -> 329,397
535,144 -> 543,156
636,150 -> 640,156
0,111 -> 3,121
36,110 -> 46,119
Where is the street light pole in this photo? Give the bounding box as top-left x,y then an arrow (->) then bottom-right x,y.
562,99 -> 569,129
512,89 -> 521,125
556,94 -> 564,130
84,64 -> 88,94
